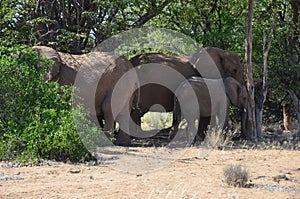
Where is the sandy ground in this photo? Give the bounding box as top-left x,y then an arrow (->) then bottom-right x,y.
1,147 -> 300,199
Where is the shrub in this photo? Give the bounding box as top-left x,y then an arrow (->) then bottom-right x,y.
223,164 -> 249,188
0,45 -> 91,162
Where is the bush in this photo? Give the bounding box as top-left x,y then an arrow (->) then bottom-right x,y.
223,164 -> 249,188
0,45 -> 90,162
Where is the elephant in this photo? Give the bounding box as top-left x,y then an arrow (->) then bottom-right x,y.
130,53 -> 200,126
33,46 -> 139,146
129,47 -> 246,135
82,52 -> 139,146
172,76 -> 247,143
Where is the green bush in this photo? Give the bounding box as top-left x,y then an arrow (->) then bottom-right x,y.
0,45 -> 91,162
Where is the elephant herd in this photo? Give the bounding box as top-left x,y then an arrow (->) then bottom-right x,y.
33,46 -> 247,146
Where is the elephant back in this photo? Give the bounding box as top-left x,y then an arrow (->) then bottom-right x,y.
130,53 -> 200,79
58,52 -> 84,70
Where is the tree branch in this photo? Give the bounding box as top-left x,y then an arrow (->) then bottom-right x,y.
133,0 -> 172,28
39,29 -> 61,40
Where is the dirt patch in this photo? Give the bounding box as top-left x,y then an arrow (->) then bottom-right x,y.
1,148 -> 300,198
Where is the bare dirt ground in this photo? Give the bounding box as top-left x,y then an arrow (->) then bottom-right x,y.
1,147 -> 300,199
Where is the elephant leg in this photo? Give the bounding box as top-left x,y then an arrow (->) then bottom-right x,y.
131,109 -> 142,126
169,99 -> 181,140
209,115 -> 217,129
195,117 -> 210,143
129,109 -> 143,138
102,97 -> 115,141
240,110 -> 247,139
115,114 -> 131,146
173,98 -> 181,132
185,117 -> 198,145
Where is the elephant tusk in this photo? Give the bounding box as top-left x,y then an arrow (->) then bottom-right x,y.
243,108 -> 247,113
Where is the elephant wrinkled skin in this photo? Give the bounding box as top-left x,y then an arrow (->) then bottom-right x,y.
172,77 -> 247,143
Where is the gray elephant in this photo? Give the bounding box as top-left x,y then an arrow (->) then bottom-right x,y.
129,47 -> 246,135
33,46 -> 139,146
172,76 -> 247,143
130,53 -> 200,125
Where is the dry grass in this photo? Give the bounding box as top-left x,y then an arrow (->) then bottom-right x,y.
204,128 -> 237,150
223,164 -> 249,188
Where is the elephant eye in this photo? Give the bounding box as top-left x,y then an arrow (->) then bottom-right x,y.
233,68 -> 237,73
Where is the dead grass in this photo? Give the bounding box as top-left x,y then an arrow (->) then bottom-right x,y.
204,128 -> 237,150
223,164 -> 249,188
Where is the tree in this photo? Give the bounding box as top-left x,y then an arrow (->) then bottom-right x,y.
245,0 -> 256,140
0,0 -> 172,53
256,13 -> 276,138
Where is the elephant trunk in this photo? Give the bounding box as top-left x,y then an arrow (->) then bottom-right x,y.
241,108 -> 247,139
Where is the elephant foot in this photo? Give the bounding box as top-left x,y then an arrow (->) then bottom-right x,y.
114,131 -> 131,146
192,133 -> 205,145
168,130 -> 177,141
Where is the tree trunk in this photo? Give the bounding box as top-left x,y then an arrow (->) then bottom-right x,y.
245,0 -> 256,140
256,14 -> 276,139
283,104 -> 292,130
287,89 -> 300,122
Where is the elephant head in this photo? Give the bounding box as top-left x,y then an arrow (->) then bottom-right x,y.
33,46 -> 61,82
33,46 -> 78,86
206,47 -> 244,85
191,47 -> 244,85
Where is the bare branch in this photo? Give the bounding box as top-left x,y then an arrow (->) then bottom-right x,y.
262,13 -> 276,94
39,29 -> 61,40
133,0 -> 172,28
264,14 -> 277,57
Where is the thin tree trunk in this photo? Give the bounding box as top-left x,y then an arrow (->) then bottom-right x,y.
245,0 -> 256,140
286,89 -> 300,122
256,14 -> 276,138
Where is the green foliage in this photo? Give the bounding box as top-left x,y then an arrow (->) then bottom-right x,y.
112,28 -> 200,58
0,46 -> 90,162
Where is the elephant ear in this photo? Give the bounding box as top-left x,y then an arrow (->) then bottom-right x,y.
224,77 -> 240,106
33,46 -> 61,82
193,47 -> 225,79
205,47 -> 225,76
220,50 -> 244,83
